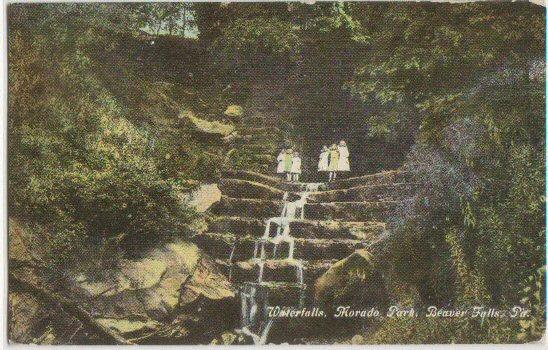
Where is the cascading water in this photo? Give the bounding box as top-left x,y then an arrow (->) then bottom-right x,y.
238,182 -> 323,344
228,242 -> 237,281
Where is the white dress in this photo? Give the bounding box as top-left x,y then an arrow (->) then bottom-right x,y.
291,157 -> 302,174
318,151 -> 329,172
276,152 -> 285,173
338,146 -> 350,172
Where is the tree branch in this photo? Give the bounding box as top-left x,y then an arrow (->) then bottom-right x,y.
8,272 -> 133,345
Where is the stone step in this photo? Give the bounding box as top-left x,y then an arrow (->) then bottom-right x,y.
228,153 -> 277,168
207,216 -> 386,240
192,232 -> 363,261
238,281 -> 307,307
237,126 -> 282,136
207,216 -> 265,237
249,154 -> 276,164
218,178 -> 300,201
230,131 -> 279,146
288,220 -> 385,240
304,200 -> 400,222
245,136 -> 280,146
227,259 -> 336,285
307,182 -> 415,203
327,170 -> 410,190
211,196 -> 284,219
221,170 -> 293,191
211,196 -> 400,221
240,143 -> 276,154
221,170 -> 327,192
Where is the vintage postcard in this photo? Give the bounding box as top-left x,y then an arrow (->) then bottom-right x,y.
5,0 -> 547,346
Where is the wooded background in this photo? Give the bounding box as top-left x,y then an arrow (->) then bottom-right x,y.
8,2 -> 546,343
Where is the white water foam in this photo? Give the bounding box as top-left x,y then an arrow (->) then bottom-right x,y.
239,182 -> 319,344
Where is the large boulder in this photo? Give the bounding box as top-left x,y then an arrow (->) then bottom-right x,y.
70,241 -> 238,343
306,249 -> 389,338
314,249 -> 387,307
8,216 -> 238,345
210,331 -> 250,345
187,184 -> 222,212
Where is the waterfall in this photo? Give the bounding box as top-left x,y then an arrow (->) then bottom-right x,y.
259,240 -> 266,260
296,260 -> 304,285
238,182 -> 318,344
228,242 -> 237,281
241,318 -> 274,346
258,260 -> 264,283
253,241 -> 259,259
263,218 -> 273,238
241,283 -> 257,327
259,319 -> 275,345
287,238 -> 295,260
305,182 -> 322,192
272,244 -> 278,259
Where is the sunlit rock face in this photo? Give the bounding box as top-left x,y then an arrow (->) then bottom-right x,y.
187,183 -> 222,212
69,242 -> 238,343
314,249 -> 388,305
180,109 -> 235,138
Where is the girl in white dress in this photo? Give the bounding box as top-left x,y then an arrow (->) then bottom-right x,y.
318,146 -> 329,173
276,148 -> 286,178
284,148 -> 293,182
328,144 -> 340,182
338,141 -> 350,174
291,152 -> 302,182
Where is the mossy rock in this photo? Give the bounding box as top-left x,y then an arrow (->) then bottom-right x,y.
314,249 -> 387,306
223,105 -> 243,118
69,242 -> 237,342
210,331 -> 249,345
95,318 -> 160,336
180,109 -> 235,137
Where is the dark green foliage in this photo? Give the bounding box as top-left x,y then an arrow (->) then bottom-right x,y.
8,4 -> 202,269
366,315 -> 519,344
7,2 -> 546,342
193,1 -> 545,341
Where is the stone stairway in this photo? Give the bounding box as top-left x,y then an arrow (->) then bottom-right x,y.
225,113 -> 283,174
191,169 -> 414,343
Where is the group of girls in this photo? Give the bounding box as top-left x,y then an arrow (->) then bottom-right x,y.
276,141 -> 350,182
317,141 -> 350,181
276,148 -> 302,182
